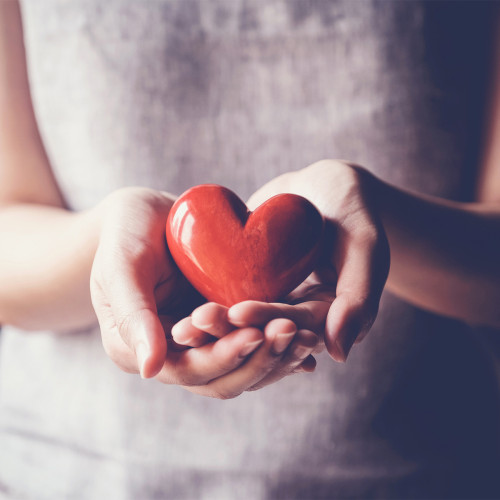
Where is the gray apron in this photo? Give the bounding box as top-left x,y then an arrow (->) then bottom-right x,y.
1,1 -> 498,498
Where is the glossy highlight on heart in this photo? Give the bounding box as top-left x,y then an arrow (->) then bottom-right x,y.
166,184 -> 324,307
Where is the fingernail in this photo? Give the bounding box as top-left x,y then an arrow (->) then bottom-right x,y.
192,321 -> 213,330
333,339 -> 347,362
227,313 -> 246,328
239,339 -> 263,358
177,336 -> 194,346
191,309 -> 213,330
227,306 -> 247,327
136,342 -> 149,378
230,319 -> 247,328
272,331 -> 295,355
335,336 -> 355,363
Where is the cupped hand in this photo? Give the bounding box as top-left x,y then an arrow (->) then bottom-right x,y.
166,315 -> 318,398
90,187 -> 307,399
90,187 -> 200,378
171,276 -> 335,392
245,160 -> 390,361
90,187 -> 318,399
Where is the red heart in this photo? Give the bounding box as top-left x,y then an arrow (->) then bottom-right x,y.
166,184 -> 324,307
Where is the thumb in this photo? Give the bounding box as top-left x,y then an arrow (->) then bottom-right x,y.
325,227 -> 389,362
325,294 -> 378,362
103,265 -> 168,379
115,307 -> 168,378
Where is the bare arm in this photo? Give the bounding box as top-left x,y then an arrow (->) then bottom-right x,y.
0,0 -> 99,330
376,11 -> 500,328
371,174 -> 500,327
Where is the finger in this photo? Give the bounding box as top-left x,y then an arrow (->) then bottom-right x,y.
267,318 -> 297,355
293,354 -> 317,373
155,327 -> 264,386
196,322 -> 303,399
249,330 -> 318,389
191,303 -> 234,338
326,228 -> 389,361
284,329 -> 319,365
93,255 -> 167,379
171,317 -> 213,347
228,300 -> 330,333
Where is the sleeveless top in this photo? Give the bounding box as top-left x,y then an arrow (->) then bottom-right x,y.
1,1 -> 499,498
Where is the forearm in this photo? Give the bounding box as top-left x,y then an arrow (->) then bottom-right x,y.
0,203 -> 101,331
367,171 -> 500,327
0,2 -> 96,331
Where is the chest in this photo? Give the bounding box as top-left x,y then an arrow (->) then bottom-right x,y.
21,0 -> 494,208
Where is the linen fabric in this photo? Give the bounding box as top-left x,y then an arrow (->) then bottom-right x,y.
1,2 -> 499,498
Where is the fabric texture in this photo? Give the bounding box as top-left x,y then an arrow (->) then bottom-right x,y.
1,1 -> 499,499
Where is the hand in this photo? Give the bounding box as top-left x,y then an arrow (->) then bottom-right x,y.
171,265 -> 336,394
165,312 -> 318,397
90,187 -> 317,399
90,187 -> 199,377
171,298 -> 324,394
89,187 -> 300,399
246,160 -> 390,361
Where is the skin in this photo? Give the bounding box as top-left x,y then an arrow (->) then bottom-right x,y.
1,1 -> 500,399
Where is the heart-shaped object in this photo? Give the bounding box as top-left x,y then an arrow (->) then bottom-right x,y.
166,184 -> 324,307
